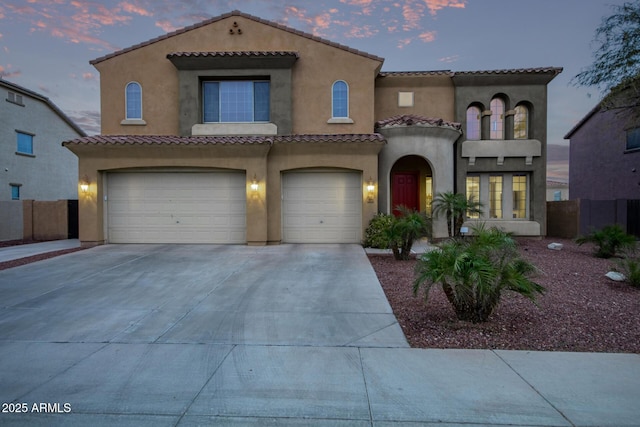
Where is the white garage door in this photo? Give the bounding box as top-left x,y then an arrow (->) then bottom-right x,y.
282,171 -> 362,243
108,172 -> 246,244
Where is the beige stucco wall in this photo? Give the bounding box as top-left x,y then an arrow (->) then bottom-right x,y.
95,15 -> 382,136
374,74 -> 455,122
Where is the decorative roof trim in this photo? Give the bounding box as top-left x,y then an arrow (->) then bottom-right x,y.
452,67 -> 563,76
91,10 -> 384,65
375,114 -> 462,132
1,78 -> 87,137
167,51 -> 299,59
62,134 -> 386,146
378,70 -> 453,77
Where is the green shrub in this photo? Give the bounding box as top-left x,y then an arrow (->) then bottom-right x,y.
387,207 -> 432,261
413,224 -> 544,323
364,213 -> 395,249
616,245 -> 640,287
576,224 -> 637,258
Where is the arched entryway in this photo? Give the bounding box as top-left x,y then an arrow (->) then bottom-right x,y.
390,155 -> 433,216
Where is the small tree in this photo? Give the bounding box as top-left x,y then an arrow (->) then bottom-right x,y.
386,206 -> 432,261
576,224 -> 637,258
431,192 -> 483,238
413,224 -> 544,323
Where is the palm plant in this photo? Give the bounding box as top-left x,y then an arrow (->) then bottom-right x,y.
413,224 -> 544,323
576,224 -> 637,258
386,206 -> 432,260
431,192 -> 483,237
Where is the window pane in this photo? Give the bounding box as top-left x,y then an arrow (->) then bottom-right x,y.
466,106 -> 481,140
11,185 -> 20,200
490,98 -> 504,140
512,175 -> 527,219
17,132 -> 33,154
627,127 -> 640,150
254,81 -> 270,122
466,176 -> 480,219
203,82 -> 220,123
489,176 -> 503,218
514,105 -> 528,139
220,81 -> 253,122
332,81 -> 348,118
126,82 -> 142,119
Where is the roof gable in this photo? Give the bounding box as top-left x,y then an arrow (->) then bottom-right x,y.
0,78 -> 87,137
91,10 -> 384,66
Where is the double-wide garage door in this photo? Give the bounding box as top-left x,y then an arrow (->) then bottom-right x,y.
108,172 -> 246,244
282,171 -> 362,243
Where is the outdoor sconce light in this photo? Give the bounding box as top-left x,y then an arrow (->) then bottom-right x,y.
80,176 -> 90,193
250,174 -> 259,192
366,177 -> 375,203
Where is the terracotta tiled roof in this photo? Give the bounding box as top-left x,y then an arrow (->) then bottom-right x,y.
62,134 -> 386,146
275,134 -> 385,143
91,10 -> 383,65
376,115 -> 462,131
62,135 -> 273,146
452,67 -> 563,76
167,51 -> 299,59
378,70 -> 453,77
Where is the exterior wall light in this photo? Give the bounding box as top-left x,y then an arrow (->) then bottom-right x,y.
366,177 -> 375,203
80,176 -> 90,193
250,174 -> 259,192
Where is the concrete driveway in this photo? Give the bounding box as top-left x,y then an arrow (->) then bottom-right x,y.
1,244 -> 639,426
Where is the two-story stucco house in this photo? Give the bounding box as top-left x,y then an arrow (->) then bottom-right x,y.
63,10 -> 561,246
1,78 -> 86,240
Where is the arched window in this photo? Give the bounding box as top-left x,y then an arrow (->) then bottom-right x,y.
514,105 -> 529,139
490,98 -> 505,139
466,106 -> 481,140
332,80 -> 349,118
125,82 -> 142,120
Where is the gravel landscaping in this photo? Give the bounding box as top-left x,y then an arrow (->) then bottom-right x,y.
369,238 -> 640,353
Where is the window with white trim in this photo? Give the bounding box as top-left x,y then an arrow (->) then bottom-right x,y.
203,80 -> 270,123
125,82 -> 142,120
332,80 -> 349,118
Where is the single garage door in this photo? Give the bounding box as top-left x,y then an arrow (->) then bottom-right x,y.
282,171 -> 362,243
108,172 -> 246,244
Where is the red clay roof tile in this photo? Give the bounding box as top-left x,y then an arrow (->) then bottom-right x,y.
375,115 -> 462,131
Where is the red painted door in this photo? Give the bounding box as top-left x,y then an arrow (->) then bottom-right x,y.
392,172 -> 419,216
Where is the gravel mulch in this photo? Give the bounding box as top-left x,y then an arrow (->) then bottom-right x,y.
369,238 -> 640,353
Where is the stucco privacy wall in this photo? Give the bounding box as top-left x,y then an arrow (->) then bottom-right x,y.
93,13 -> 383,136
0,201 -> 22,241
377,125 -> 462,239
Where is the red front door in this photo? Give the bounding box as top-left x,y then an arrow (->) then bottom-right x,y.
392,172 -> 419,216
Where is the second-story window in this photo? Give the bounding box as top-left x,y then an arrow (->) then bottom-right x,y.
490,98 -> 505,139
125,82 -> 142,120
332,80 -> 349,118
514,105 -> 529,139
466,106 -> 481,140
203,80 -> 270,123
16,131 -> 34,155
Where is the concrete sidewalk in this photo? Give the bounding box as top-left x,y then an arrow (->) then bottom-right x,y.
0,239 -> 80,262
0,244 -> 638,426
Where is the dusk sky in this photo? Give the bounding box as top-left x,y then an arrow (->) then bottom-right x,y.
0,1 -> 629,181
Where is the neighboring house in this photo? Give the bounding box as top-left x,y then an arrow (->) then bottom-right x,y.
1,78 -> 86,240
63,10 -> 561,246
546,180 -> 569,201
564,85 -> 639,236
